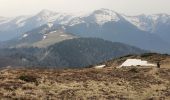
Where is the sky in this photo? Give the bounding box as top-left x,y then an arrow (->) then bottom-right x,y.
0,0 -> 170,17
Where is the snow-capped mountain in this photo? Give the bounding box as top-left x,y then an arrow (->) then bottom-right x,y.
1,8 -> 169,41
0,9 -> 122,41
84,8 -> 120,25
66,8 -> 122,26
124,14 -> 170,44
0,9 -> 76,41
1,8 -> 170,53
124,14 -> 170,32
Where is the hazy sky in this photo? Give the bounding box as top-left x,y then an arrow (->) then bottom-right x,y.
0,0 -> 170,17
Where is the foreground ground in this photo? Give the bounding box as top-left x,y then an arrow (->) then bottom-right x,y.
0,66 -> 170,100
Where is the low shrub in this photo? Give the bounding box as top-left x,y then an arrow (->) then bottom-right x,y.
129,68 -> 139,73
19,75 -> 37,83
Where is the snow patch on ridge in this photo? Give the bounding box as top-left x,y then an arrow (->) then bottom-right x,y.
94,65 -> 106,69
60,35 -> 68,37
119,59 -> 156,68
43,34 -> 48,40
22,34 -> 28,38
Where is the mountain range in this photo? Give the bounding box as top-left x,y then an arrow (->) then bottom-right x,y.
0,8 -> 170,53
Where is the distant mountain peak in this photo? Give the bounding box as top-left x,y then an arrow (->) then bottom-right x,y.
152,14 -> 170,22
89,8 -> 120,25
93,8 -> 118,16
0,16 -> 8,22
37,9 -> 56,17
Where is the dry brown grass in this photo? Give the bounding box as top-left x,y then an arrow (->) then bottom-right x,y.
0,67 -> 169,100
105,53 -> 170,69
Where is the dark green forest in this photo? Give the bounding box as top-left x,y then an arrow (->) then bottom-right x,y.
0,38 -> 146,68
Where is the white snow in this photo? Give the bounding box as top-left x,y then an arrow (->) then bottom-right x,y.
43,34 -> 47,40
16,18 -> 25,24
43,36 -> 47,39
47,23 -> 53,28
60,35 -> 68,37
17,22 -> 26,28
38,9 -> 55,16
1,9 -> 170,41
68,9 -> 121,26
35,10 -> 75,26
123,14 -> 170,32
123,15 -> 151,31
36,9 -> 58,22
15,16 -> 30,28
22,34 -> 28,38
94,65 -> 106,69
119,59 -> 156,68
68,18 -> 85,26
92,9 -> 120,25
94,13 -> 119,25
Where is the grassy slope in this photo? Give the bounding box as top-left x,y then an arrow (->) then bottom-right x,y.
0,53 -> 170,99
104,53 -> 170,69
0,67 -> 169,100
33,31 -> 76,48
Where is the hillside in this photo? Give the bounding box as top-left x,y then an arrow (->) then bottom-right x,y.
0,38 -> 145,68
41,38 -> 145,67
0,53 -> 169,99
104,53 -> 170,68
3,24 -> 76,48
